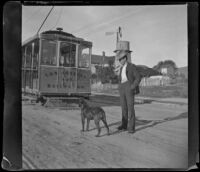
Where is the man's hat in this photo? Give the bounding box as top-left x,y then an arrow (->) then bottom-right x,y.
114,41 -> 132,53
116,50 -> 129,61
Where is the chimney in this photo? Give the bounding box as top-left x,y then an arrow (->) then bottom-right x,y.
102,51 -> 105,66
56,27 -> 63,32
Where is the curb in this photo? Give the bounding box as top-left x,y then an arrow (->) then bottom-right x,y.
135,97 -> 187,105
91,92 -> 188,105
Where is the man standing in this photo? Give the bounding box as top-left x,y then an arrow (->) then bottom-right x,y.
115,41 -> 141,133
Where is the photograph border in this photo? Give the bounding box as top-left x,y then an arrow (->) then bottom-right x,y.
2,1 -> 199,170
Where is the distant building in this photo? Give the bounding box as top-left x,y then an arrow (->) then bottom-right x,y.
160,66 -> 175,76
91,51 -> 115,74
161,68 -> 167,74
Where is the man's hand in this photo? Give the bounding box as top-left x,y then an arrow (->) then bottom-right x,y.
130,84 -> 135,90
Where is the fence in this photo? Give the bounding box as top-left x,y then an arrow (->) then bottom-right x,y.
140,76 -> 170,87
91,82 -> 118,92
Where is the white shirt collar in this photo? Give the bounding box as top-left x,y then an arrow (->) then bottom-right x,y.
122,62 -> 128,69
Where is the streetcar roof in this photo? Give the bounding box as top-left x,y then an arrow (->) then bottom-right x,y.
22,30 -> 92,47
22,34 -> 39,46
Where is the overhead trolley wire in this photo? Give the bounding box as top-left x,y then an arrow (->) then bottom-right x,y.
73,7 -> 145,37
36,6 -> 54,34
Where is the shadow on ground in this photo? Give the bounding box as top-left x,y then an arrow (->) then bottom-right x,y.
86,112 -> 188,137
135,112 -> 188,132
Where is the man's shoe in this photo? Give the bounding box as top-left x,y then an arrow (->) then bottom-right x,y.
117,125 -> 127,130
128,130 -> 135,134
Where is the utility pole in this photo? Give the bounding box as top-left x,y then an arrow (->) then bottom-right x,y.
105,26 -> 122,47
116,26 -> 122,47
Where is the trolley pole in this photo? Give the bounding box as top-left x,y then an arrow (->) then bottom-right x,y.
116,31 -> 119,48
37,6 -> 54,34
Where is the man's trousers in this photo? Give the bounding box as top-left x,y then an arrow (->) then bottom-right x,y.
119,81 -> 135,132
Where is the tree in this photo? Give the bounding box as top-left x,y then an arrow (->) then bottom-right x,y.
164,60 -> 177,68
153,61 -> 164,71
91,73 -> 97,83
95,59 -> 118,84
95,65 -> 103,82
153,60 -> 178,78
95,65 -> 118,84
108,59 -> 114,68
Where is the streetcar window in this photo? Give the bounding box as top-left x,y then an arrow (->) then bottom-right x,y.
32,40 -> 39,68
59,42 -> 76,67
22,47 -> 25,67
41,40 -> 57,66
79,47 -> 90,68
25,44 -> 32,68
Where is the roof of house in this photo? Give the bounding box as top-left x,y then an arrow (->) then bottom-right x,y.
91,54 -> 115,64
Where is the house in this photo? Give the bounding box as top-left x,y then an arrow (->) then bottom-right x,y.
91,51 -> 115,74
160,65 -> 175,76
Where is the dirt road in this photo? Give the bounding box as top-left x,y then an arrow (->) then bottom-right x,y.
22,100 -> 188,169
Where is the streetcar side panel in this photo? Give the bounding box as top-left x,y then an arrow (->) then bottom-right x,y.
77,69 -> 91,93
38,35 -> 92,97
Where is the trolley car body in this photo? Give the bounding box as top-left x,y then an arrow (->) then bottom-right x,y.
22,30 -> 92,99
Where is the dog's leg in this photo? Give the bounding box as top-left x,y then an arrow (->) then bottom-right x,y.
102,117 -> 110,135
81,113 -> 85,132
86,119 -> 90,131
94,118 -> 101,137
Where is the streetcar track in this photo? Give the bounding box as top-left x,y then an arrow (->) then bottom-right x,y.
22,93 -> 187,110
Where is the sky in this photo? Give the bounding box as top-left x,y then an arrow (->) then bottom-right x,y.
22,5 -> 188,68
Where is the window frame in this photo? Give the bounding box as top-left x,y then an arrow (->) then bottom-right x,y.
59,41 -> 77,68
78,45 -> 91,69
40,39 -> 58,66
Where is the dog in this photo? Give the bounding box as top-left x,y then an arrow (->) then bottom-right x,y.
36,96 -> 47,106
79,98 -> 109,137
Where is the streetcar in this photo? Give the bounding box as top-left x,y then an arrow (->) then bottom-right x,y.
22,28 -> 92,102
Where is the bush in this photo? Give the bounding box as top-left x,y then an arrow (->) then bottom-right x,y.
138,84 -> 188,98
110,75 -> 119,84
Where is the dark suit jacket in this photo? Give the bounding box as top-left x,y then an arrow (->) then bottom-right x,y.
119,62 -> 141,94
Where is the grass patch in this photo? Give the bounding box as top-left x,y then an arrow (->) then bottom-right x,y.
91,83 -> 188,98
139,84 -> 188,98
